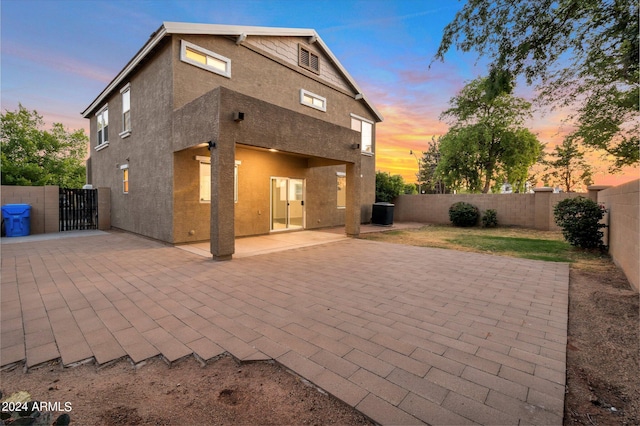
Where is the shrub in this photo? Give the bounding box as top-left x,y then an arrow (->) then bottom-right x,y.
449,202 -> 479,227
553,196 -> 606,249
482,209 -> 498,228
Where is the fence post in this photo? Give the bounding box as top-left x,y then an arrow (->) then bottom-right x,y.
97,187 -> 111,230
44,185 -> 59,233
533,187 -> 554,230
587,185 -> 611,202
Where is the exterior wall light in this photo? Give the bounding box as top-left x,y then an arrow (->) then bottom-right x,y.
233,112 -> 245,122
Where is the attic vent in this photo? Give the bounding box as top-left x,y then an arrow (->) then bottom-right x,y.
299,44 -> 320,74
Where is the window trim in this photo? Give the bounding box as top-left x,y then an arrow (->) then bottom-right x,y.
300,89 -> 326,112
180,40 -> 231,78
350,113 -> 374,155
195,156 -> 241,203
119,83 -> 131,138
120,164 -> 129,194
95,105 -> 109,150
336,172 -> 346,209
298,44 -> 320,74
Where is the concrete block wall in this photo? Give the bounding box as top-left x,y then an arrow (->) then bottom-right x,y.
394,191 -> 562,229
1,185 -> 59,234
597,180 -> 639,292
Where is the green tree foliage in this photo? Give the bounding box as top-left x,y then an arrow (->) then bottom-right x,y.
436,76 -> 543,193
1,105 -> 87,188
375,171 -> 406,202
403,183 -> 418,195
554,196 -> 606,249
435,0 -> 639,170
417,137 -> 447,194
543,138 -> 593,192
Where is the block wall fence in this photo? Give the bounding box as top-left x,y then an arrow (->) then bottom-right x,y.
394,180 -> 639,292
596,180 -> 639,291
1,186 -> 111,234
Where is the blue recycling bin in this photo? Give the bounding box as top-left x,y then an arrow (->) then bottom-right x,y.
2,204 -> 31,237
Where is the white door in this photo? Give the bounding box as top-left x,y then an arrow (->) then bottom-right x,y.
271,177 -> 304,231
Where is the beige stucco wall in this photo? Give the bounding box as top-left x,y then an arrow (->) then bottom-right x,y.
1,185 -> 59,234
597,180 -> 639,292
172,34 -> 376,131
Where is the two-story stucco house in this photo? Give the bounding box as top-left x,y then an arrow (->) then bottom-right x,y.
82,22 -> 382,260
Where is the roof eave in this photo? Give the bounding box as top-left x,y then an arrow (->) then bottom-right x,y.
81,22 -> 383,122
81,24 -> 168,117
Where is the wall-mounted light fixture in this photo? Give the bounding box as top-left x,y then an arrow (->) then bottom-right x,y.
208,140 -> 216,150
233,112 -> 245,122
351,143 -> 360,150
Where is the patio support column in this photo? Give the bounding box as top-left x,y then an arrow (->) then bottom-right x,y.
345,161 -> 361,237
210,140 -> 235,260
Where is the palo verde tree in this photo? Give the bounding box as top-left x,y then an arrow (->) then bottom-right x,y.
436,75 -> 543,193
1,105 -> 87,188
435,0 -> 639,170
543,137 -> 594,192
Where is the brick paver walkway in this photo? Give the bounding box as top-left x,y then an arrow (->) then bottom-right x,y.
1,231 -> 569,425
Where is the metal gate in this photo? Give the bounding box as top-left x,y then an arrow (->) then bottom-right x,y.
59,188 -> 98,231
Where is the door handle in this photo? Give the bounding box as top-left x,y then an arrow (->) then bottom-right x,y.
301,200 -> 304,206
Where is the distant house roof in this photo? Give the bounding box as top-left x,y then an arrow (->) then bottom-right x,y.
81,22 -> 383,122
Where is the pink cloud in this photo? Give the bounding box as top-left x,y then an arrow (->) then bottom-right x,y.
2,41 -> 114,83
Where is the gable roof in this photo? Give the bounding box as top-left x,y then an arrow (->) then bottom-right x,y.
81,22 -> 383,122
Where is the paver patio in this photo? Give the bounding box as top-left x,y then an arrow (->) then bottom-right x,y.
1,230 -> 569,425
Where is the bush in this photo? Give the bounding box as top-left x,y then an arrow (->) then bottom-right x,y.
449,202 -> 479,227
482,209 -> 498,227
553,196 -> 606,249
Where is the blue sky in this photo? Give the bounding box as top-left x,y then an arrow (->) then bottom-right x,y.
1,0 -> 635,185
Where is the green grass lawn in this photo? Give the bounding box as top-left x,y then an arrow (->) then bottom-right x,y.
361,224 -> 610,269
445,235 -> 572,262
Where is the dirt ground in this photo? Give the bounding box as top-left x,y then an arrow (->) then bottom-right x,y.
564,265 -> 639,425
1,356 -> 373,425
1,248 -> 638,425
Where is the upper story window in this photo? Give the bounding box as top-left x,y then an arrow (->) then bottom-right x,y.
96,106 -> 108,150
351,114 -> 373,154
299,44 -> 319,74
300,89 -> 326,112
120,84 -> 131,138
180,40 -> 231,78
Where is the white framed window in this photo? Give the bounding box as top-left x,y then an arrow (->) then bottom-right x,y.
199,160 -> 211,202
196,157 -> 240,203
336,172 -> 346,209
180,40 -> 231,78
95,106 -> 108,150
300,89 -> 326,112
234,161 -> 240,203
120,164 -> 129,194
351,114 -> 373,154
120,83 -> 131,138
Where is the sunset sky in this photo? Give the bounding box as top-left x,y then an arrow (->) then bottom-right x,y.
2,0 -> 637,187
